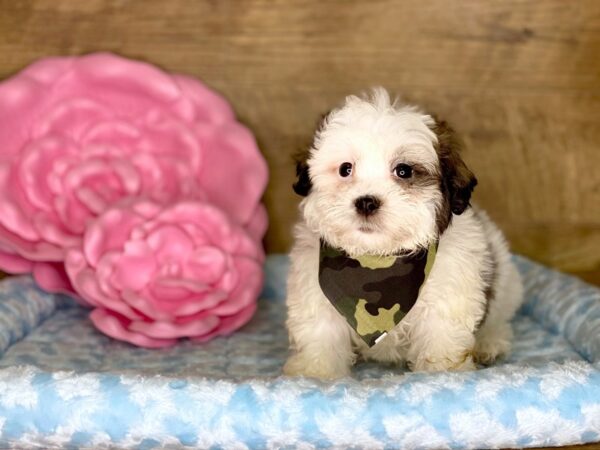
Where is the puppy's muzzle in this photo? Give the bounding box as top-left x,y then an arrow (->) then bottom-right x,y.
354,195 -> 381,217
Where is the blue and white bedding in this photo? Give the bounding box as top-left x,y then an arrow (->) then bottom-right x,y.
0,255 -> 599,449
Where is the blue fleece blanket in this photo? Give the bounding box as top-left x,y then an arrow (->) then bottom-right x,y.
0,255 -> 599,449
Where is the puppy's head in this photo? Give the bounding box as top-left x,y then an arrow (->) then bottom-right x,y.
295,88 -> 476,256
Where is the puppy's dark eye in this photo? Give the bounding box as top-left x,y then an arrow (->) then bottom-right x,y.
339,162 -> 353,177
394,163 -> 413,179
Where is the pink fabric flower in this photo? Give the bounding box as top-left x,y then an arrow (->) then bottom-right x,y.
0,53 -> 268,293
66,200 -> 264,348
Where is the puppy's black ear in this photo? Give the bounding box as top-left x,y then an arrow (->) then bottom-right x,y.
292,154 -> 312,196
292,111 -> 330,197
432,119 -> 477,215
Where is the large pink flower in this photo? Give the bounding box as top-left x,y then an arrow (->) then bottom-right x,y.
0,53 -> 268,293
65,200 -> 264,348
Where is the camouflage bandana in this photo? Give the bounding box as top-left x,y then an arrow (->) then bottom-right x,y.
318,240 -> 438,347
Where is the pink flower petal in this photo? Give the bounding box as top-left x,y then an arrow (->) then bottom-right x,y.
145,224 -> 193,261
66,249 -> 142,319
214,266 -> 239,294
172,74 -> 234,124
17,137 -> 73,211
83,208 -> 142,267
0,76 -> 48,156
129,314 -> 219,339
191,302 -> 257,343
20,56 -> 75,86
0,222 -> 63,261
149,277 -> 209,301
33,212 -> 81,247
94,251 -> 121,298
245,204 -> 269,248
123,284 -> 227,320
161,290 -> 228,318
211,256 -> 263,315
32,97 -> 111,140
31,261 -> 80,298
80,118 -> 141,148
183,246 -> 227,285
63,158 -> 139,214
138,110 -> 201,170
0,165 -> 40,241
110,241 -> 157,291
157,202 -> 231,245
90,308 -> 177,348
76,53 -> 181,104
53,192 -> 93,236
195,122 -> 268,226
0,249 -> 33,273
120,289 -> 169,321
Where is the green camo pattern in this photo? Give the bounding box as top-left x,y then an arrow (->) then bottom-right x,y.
318,240 -> 437,347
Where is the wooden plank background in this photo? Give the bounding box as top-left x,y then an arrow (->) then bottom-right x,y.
0,0 -> 599,284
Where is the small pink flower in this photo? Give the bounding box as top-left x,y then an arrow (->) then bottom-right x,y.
66,200 -> 264,348
0,53 -> 268,292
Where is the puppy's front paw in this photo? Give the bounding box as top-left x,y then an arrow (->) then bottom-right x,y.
283,353 -> 351,380
410,351 -> 476,373
474,325 -> 512,365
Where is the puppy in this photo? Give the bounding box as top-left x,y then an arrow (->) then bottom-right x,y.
283,88 -> 523,379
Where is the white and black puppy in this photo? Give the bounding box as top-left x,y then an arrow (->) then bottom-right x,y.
283,88 -> 523,379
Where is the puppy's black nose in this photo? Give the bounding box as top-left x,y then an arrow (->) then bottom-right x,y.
354,195 -> 381,216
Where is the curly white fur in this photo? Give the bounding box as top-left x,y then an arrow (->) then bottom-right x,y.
284,88 -> 523,379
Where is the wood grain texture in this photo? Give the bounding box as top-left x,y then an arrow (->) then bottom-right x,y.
0,0 -> 599,284
537,444 -> 600,450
